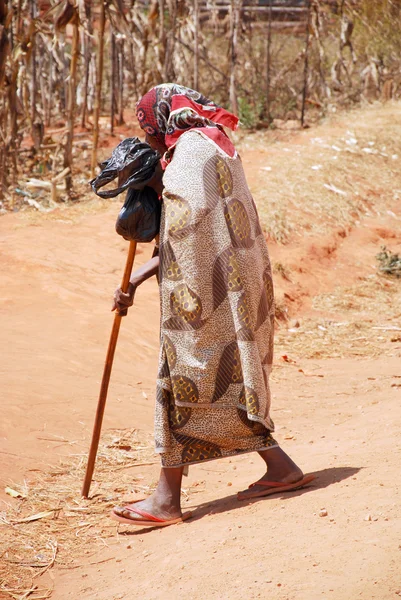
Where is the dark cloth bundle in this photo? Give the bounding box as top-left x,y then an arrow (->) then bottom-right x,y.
115,187 -> 161,243
90,137 -> 161,243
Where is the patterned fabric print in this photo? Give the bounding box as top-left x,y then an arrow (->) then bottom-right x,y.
263,328 -> 274,367
239,385 -> 260,416
175,433 -> 223,463
158,353 -> 170,379
164,335 -> 177,370
236,294 -> 255,341
163,192 -> 191,237
227,248 -> 243,291
212,341 -> 243,403
162,316 -> 194,332
156,131 -> 276,467
157,386 -> 170,407
171,375 -> 200,404
256,269 -> 275,330
237,408 -> 277,436
216,156 -> 233,198
170,284 -> 203,326
154,385 -> 173,452
237,294 -> 252,329
160,240 -> 183,282
169,396 -> 192,430
203,156 -> 225,211
250,197 -> 264,238
212,247 -> 243,311
263,269 -> 274,306
157,405 -> 278,468
224,199 -> 254,248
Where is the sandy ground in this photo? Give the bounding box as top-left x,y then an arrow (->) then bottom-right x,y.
1,104 -> 401,600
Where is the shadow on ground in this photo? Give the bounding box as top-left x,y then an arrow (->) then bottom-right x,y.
117,466 -> 361,534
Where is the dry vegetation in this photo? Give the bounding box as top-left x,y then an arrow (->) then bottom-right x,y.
276,277 -> 401,359
237,102 -> 401,242
0,430 -> 153,598
0,429 -> 205,599
1,3 -> 401,596
1,1 -> 401,210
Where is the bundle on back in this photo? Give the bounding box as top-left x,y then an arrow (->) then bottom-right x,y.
90,137 -> 161,243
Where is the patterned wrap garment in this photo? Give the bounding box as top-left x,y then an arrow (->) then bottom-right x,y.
136,84 -> 278,468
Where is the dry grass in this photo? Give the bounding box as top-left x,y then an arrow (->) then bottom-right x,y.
275,273 -> 401,360
0,430 -> 160,599
9,104 -> 401,247
236,103 -> 401,243
0,427 -> 205,599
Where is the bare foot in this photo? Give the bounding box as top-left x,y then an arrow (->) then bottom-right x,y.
238,447 -> 305,498
113,467 -> 183,523
113,492 -> 182,523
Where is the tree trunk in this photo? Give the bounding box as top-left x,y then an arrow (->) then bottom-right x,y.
193,0 -> 199,90
0,0 -> 9,199
46,47 -> 53,127
81,30 -> 89,127
264,0 -> 272,122
30,0 -> 37,138
7,2 -> 18,190
64,20 -> 79,192
301,0 -> 311,127
129,40 -> 138,99
159,0 -> 166,79
91,0 -> 106,177
164,0 -> 177,81
110,32 -> 116,135
229,0 -> 241,116
118,39 -> 124,125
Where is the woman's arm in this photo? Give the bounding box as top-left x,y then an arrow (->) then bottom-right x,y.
112,255 -> 160,314
128,255 -> 159,291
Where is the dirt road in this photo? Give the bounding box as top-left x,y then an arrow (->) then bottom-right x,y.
1,104 -> 401,600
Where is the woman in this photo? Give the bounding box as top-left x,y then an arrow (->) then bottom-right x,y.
112,83 -> 313,527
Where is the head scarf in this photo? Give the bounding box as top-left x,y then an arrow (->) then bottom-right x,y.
136,83 -> 239,166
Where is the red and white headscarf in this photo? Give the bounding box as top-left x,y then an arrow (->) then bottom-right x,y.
136,83 -> 239,167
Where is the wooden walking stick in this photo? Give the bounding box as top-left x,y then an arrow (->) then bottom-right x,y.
82,240 -> 137,498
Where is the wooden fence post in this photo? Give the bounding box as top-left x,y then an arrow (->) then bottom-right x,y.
229,0 -> 241,116
193,0 -> 199,90
301,0 -> 311,127
64,18 -> 79,191
265,0 -> 273,122
91,0 -> 106,178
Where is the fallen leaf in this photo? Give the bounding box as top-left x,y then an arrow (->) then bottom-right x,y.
281,355 -> 296,363
12,510 -> 56,524
5,487 -> 26,499
298,369 -> 324,378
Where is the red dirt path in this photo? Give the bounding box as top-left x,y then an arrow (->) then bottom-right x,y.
1,105 -> 401,600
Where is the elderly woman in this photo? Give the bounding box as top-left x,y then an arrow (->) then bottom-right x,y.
112,84 -> 313,527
